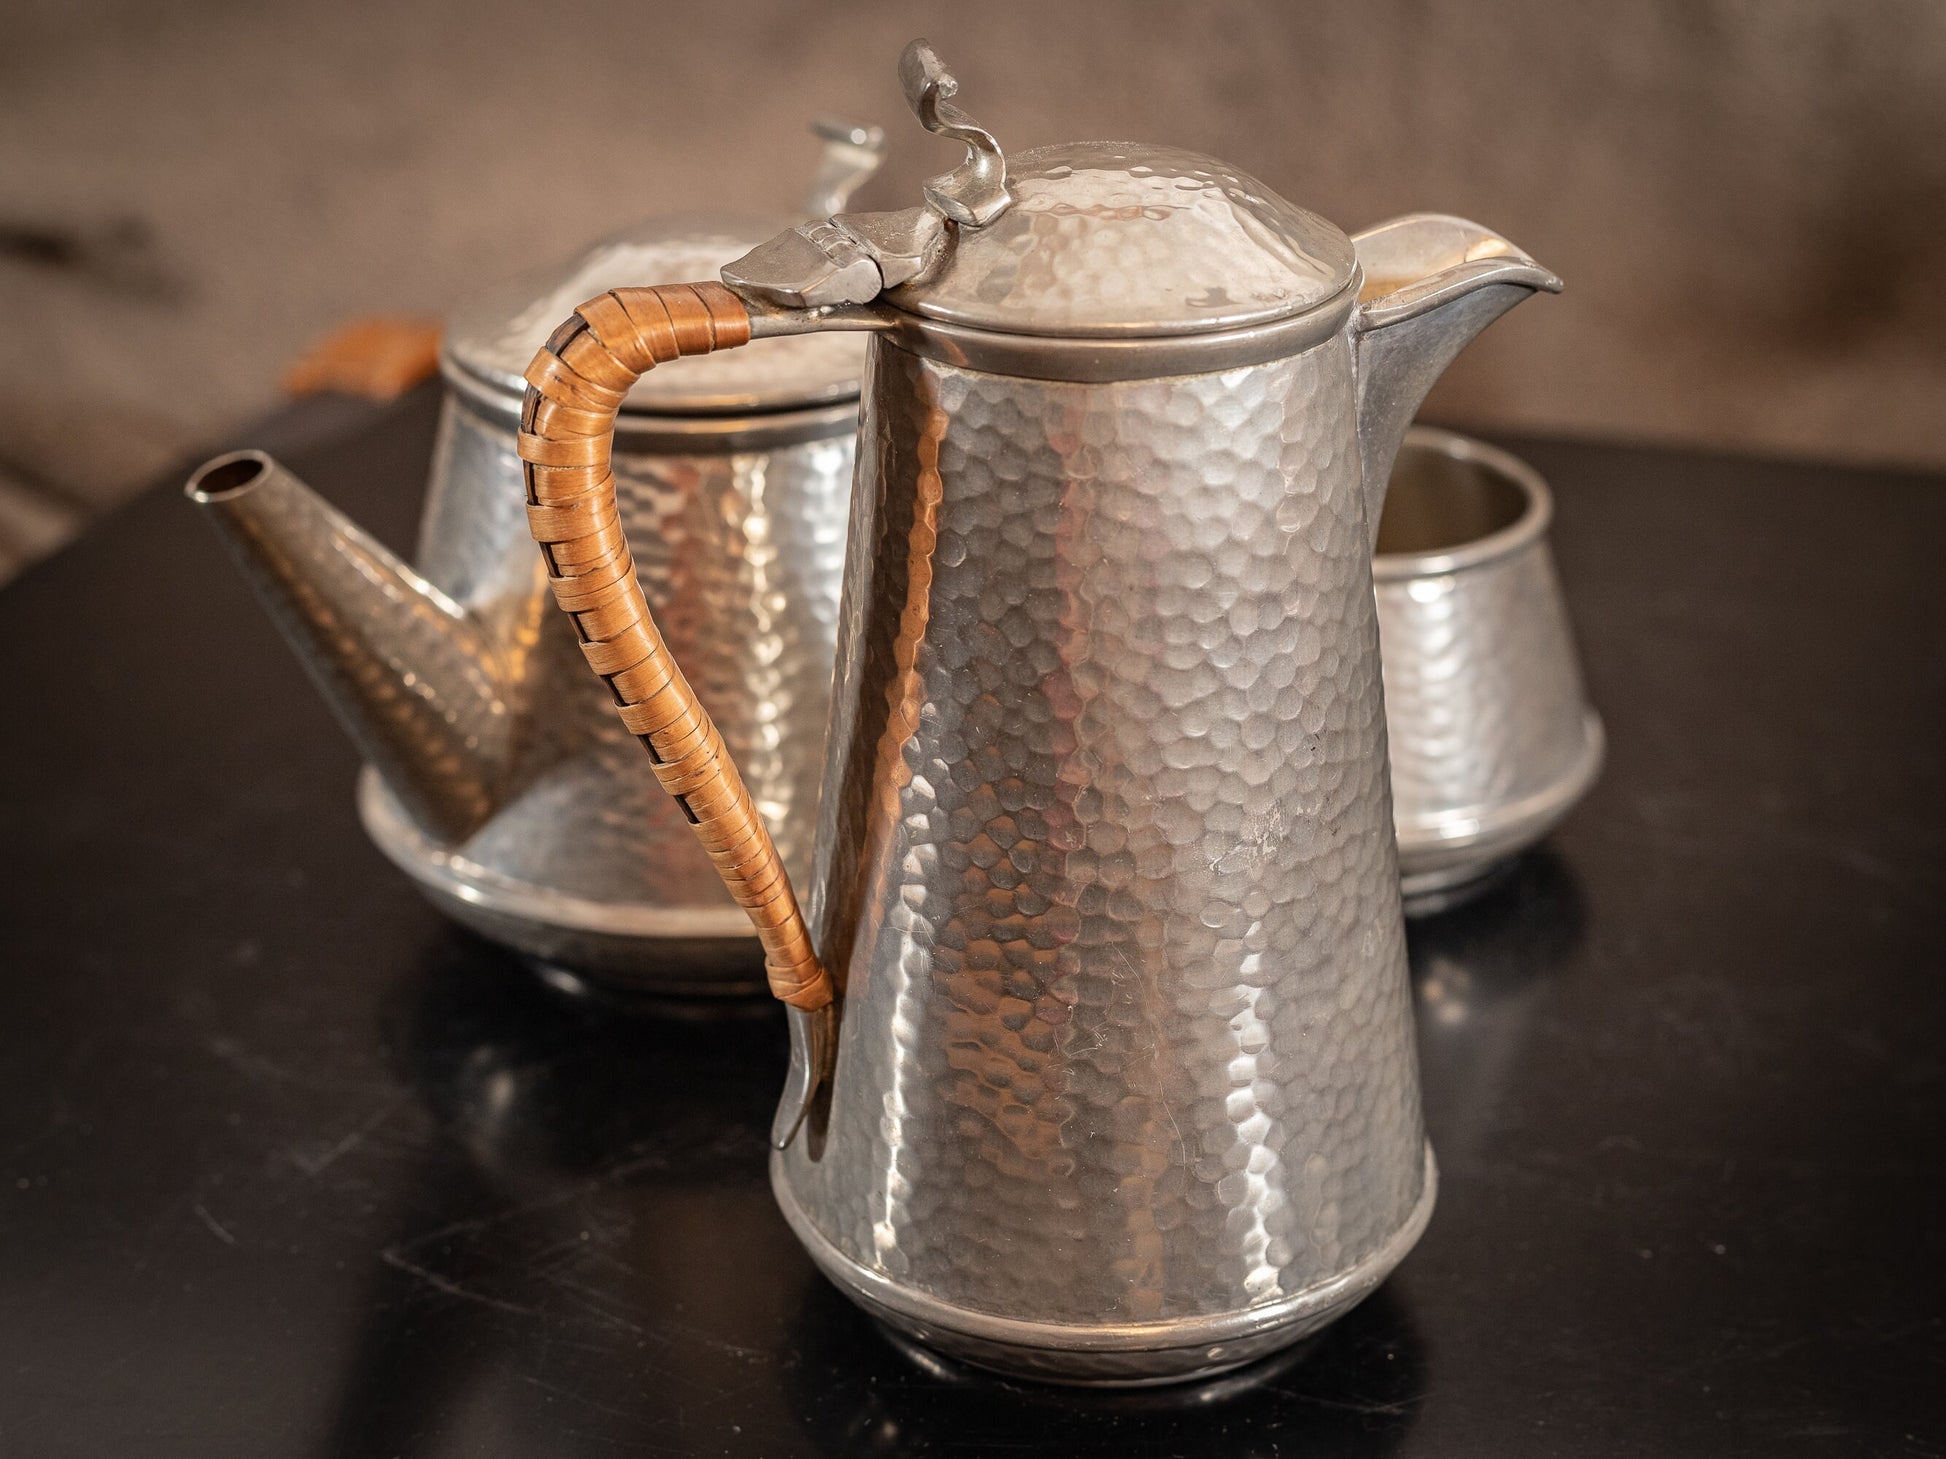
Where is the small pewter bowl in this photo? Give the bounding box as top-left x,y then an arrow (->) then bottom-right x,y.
1378,427 -> 1604,915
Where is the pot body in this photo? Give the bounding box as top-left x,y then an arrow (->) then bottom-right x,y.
358,379 -> 854,993
1376,428 -> 1604,915
776,332 -> 1432,1383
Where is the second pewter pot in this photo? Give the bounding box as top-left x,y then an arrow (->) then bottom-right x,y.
1376,428 -> 1604,914
189,123 -> 885,995
512,42 -> 1560,1382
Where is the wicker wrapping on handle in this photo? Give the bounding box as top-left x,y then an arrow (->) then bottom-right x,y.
516,283 -> 833,1012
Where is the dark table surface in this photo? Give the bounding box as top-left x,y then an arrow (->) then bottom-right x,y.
2,384 -> 1942,1458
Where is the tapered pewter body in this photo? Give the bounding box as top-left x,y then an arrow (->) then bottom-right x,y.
504,42 -> 1563,1382
188,126 -> 885,993
779,334 -> 1433,1382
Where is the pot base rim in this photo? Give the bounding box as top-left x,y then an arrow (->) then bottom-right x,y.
772,1142 -> 1436,1384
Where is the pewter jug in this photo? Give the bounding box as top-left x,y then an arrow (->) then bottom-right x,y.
187,122 -> 884,994
514,42 -> 1560,1382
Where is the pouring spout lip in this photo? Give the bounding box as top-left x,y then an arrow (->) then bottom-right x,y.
185,448 -> 278,505
1351,212 -> 1562,335
1355,256 -> 1562,333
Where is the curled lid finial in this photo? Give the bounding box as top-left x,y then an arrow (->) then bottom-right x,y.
720,40 -> 1012,311
898,39 -> 1012,227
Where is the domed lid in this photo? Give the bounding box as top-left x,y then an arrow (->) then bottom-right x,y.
886,141 -> 1356,338
444,219 -> 869,415
720,46 -> 1357,352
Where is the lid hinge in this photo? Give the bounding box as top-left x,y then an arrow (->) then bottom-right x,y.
722,40 -> 1012,311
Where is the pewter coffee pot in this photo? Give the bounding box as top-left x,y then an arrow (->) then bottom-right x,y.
517,42 -> 1559,1382
188,123 -> 885,994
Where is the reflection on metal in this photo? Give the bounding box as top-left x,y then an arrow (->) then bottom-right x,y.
777,341 -> 1437,1383
1352,216 -> 1563,538
688,40 -> 1565,1383
188,451 -> 509,844
1376,430 -> 1604,915
189,129 -> 881,992
369,395 -> 854,984
189,404 -> 855,992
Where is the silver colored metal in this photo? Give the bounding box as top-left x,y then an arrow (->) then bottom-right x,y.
692,41 -> 1561,1381
772,1001 -> 839,1150
449,228 -> 871,414
499,39 -> 1560,1381
773,332 -> 1441,1384
187,452 -> 510,846
898,39 -> 1012,226
192,132 -> 883,991
724,46 -> 1010,312
778,1149 -> 1438,1385
718,218 -> 889,311
1351,215 -> 1563,536
1376,429 -> 1604,915
356,773 -> 771,994
830,207 -> 949,291
191,397 -> 855,990
804,117 -> 889,219
361,389 -> 852,985
877,287 -> 1356,383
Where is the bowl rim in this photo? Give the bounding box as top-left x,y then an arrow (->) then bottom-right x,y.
1373,426 -> 1553,580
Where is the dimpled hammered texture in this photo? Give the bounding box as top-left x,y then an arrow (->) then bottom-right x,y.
888,142 -> 1355,337
775,336 -> 1430,1379
1379,519 -> 1602,903
357,392 -> 851,981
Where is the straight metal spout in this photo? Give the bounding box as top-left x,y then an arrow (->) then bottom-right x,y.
1352,215 -> 1563,544
187,451 -> 511,843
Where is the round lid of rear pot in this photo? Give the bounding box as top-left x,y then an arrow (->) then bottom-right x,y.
445,217 -> 869,415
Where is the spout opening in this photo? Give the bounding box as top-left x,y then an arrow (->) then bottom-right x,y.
1374,430 -> 1550,579
186,450 -> 274,504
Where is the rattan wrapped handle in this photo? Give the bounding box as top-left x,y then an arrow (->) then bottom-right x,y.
516,283 -> 832,1012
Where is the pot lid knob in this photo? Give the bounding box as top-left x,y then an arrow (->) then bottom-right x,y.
899,39 -> 1011,226
721,40 -> 1013,310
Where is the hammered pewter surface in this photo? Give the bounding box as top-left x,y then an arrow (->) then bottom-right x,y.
190,456 -> 510,847
384,393 -> 851,935
1377,437 -> 1600,876
887,142 -> 1356,337
1380,546 -> 1589,831
780,337 -> 1427,1351
446,230 -> 869,413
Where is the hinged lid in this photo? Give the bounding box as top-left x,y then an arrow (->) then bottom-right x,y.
721,49 -> 1357,345
885,142 -> 1355,338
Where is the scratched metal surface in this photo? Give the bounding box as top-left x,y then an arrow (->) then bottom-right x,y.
2,385 -> 1944,1454
781,338 -> 1425,1376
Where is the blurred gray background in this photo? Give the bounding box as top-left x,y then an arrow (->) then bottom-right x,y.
3,0 -> 1943,580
